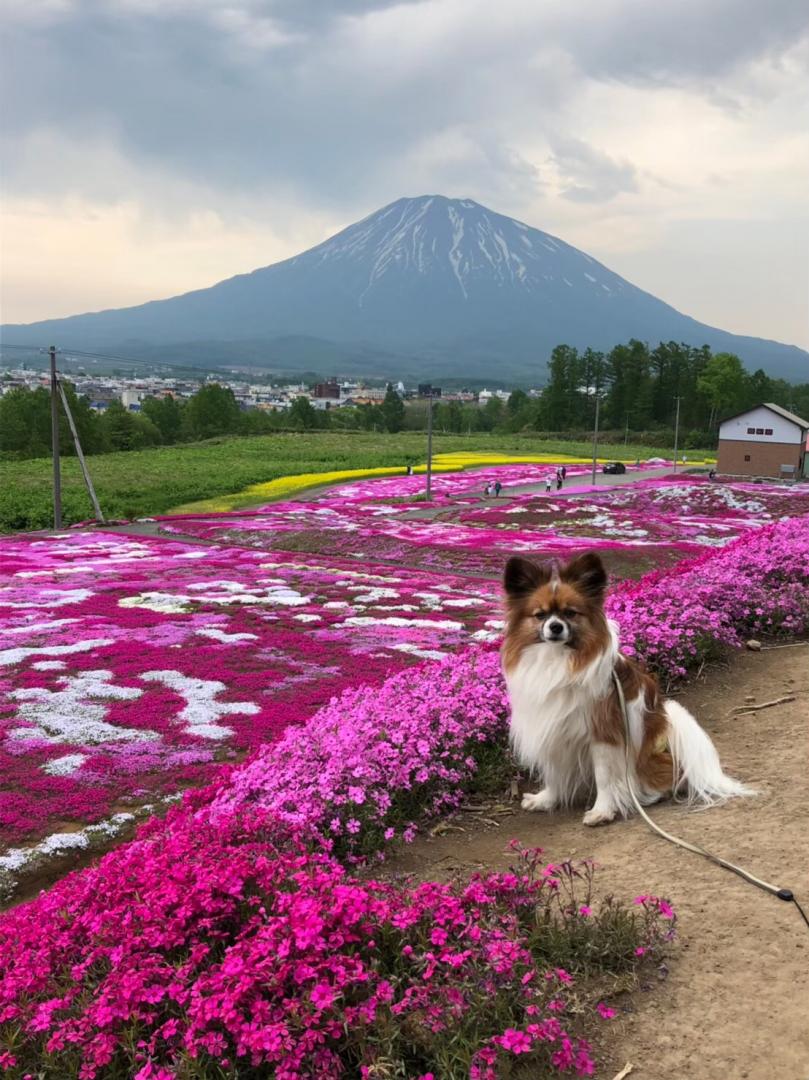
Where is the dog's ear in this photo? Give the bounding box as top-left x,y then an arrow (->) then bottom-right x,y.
504,557 -> 549,598
561,552 -> 607,601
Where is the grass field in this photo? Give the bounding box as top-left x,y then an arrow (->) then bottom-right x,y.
0,431 -> 715,531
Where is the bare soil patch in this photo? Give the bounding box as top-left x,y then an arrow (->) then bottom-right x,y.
381,645 -> 809,1080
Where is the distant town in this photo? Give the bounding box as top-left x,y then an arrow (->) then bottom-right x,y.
0,366 -> 526,413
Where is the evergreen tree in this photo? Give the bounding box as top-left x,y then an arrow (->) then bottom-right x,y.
183,384 -> 242,440
288,395 -> 318,429
380,385 -> 405,433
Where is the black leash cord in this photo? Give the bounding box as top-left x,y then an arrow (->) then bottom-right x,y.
612,672 -> 809,934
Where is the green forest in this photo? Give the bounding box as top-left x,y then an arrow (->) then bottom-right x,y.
2,340 -> 807,463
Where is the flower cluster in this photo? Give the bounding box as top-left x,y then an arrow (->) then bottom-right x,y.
0,823 -> 673,1079
606,515 -> 809,680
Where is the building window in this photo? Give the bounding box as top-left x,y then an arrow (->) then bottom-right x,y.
765,428 -> 773,435
747,427 -> 755,434
744,455 -> 751,462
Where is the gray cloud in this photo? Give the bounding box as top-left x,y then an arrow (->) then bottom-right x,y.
3,0 -> 807,213
551,137 -> 638,203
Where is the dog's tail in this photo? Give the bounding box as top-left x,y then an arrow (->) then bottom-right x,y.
664,699 -> 754,804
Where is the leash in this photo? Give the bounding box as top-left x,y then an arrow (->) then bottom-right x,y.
611,671 -> 809,933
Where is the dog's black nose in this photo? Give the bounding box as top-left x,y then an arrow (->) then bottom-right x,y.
547,620 -> 564,636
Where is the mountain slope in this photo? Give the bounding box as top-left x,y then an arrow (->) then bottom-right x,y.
3,195 -> 807,381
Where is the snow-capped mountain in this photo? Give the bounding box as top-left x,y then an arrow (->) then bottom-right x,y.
3,195 -> 807,381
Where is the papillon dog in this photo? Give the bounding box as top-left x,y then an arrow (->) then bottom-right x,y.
502,552 -> 750,825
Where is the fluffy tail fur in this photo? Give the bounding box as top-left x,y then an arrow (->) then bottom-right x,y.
664,700 -> 754,804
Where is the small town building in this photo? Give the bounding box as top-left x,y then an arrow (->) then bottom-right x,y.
717,403 -> 809,479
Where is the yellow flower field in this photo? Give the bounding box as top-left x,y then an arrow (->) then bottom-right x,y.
171,450 -> 714,514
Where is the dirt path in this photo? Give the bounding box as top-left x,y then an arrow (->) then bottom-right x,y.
383,645 -> 809,1080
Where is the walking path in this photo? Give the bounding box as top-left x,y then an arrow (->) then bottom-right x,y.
381,644 -> 809,1080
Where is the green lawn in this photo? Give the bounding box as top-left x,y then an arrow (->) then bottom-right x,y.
0,431 -> 715,532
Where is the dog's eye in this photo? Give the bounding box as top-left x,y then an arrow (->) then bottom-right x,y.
563,608 -> 579,618
533,611 -> 546,620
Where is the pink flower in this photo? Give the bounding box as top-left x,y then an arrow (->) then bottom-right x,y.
596,1002 -> 617,1020
497,1028 -> 533,1054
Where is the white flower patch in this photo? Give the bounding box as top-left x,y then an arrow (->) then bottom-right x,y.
369,604 -> 419,612
196,628 -> 259,644
293,613 -> 322,622
0,638 -> 114,669
42,752 -> 87,776
187,580 -> 312,607
140,671 -> 259,739
413,592 -> 444,609
9,669 -> 150,744
0,618 -> 78,637
391,643 -> 447,661
471,629 -> 501,642
350,588 -> 401,603
0,813 -> 136,874
175,549 -> 210,559
341,616 -> 464,631
119,592 -> 193,614
441,597 -> 488,608
31,660 -> 68,671
0,588 -> 93,609
324,601 -> 351,610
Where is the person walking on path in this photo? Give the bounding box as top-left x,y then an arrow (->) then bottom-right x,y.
545,475 -> 553,493
561,466 -> 567,481
556,473 -> 563,491
494,480 -> 502,497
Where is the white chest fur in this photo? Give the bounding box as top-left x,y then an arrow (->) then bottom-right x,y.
504,623 -> 619,804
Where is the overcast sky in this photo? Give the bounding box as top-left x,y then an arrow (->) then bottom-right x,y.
2,0 -> 808,349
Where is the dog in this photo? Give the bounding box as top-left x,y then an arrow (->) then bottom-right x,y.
501,552 -> 750,826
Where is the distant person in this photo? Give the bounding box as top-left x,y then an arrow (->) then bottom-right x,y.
556,474 -> 563,491
494,480 -> 502,497
484,483 -> 492,497
545,475 -> 553,493
708,468 -> 717,480
561,466 -> 567,481
406,463 -> 414,476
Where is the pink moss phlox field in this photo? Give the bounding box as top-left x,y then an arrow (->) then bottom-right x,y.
161,476 -> 809,580
0,815 -> 675,1079
0,532 -> 499,848
206,646 -> 507,858
606,514 -> 809,678
4,505 -> 806,1075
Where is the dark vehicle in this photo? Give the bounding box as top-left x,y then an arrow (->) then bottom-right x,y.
602,462 -> 627,475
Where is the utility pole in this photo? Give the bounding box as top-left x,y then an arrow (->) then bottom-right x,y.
49,345 -> 62,529
672,396 -> 682,474
425,392 -> 434,500
590,394 -> 601,486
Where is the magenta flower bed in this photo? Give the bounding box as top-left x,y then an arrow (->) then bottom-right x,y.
0,532 -> 500,850
3,512 -> 807,1077
162,475 -> 809,579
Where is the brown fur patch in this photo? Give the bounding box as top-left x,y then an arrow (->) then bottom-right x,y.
594,655 -> 674,793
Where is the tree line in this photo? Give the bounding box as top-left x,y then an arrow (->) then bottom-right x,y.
2,341 -> 807,460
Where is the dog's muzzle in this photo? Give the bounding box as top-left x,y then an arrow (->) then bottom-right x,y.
541,618 -> 570,643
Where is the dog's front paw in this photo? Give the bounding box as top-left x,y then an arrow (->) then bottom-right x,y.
522,790 -> 556,813
582,807 -> 617,827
